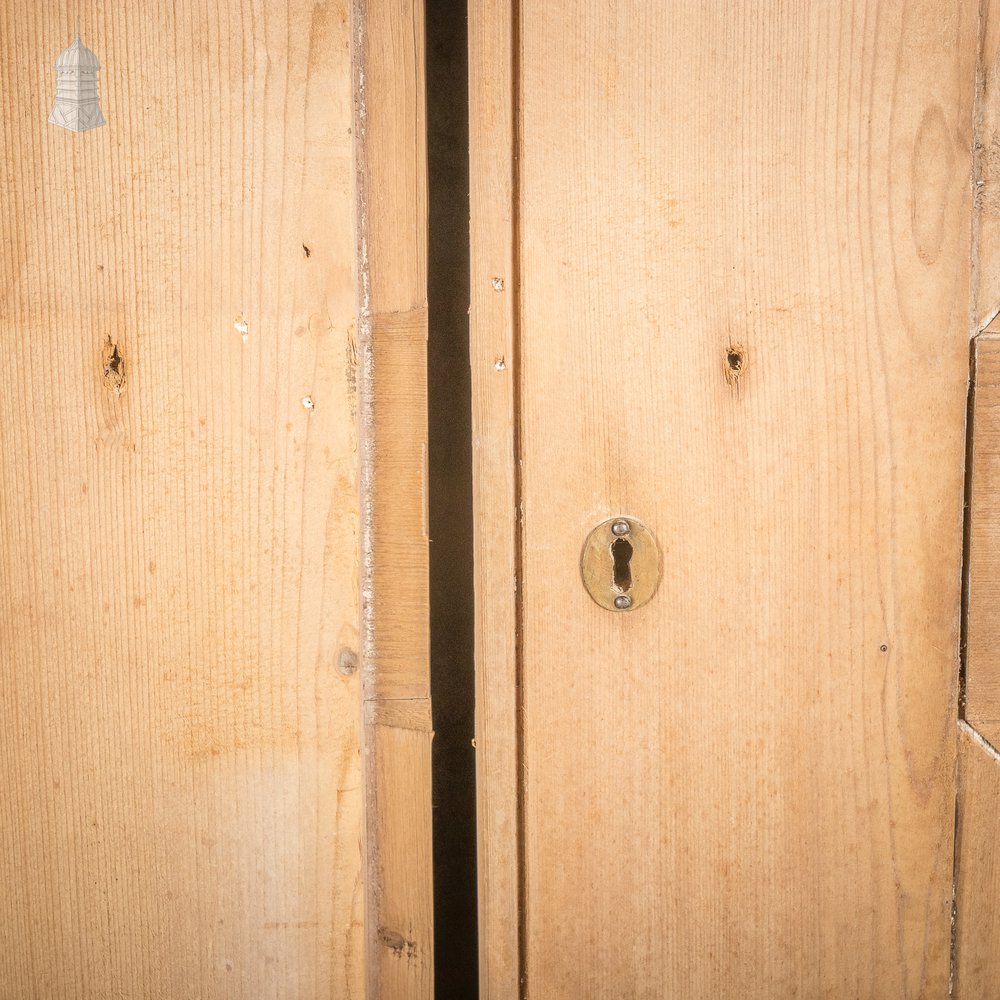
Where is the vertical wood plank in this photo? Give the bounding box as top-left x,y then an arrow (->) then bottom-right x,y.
957,8 -> 1000,987
965,333 -> 1000,747
0,2 -> 363,997
468,0 -> 521,996
366,701 -> 435,998
975,0 -> 1000,330
352,0 -> 434,996
954,722 -> 1000,999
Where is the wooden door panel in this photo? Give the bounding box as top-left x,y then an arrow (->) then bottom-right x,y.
0,2 -> 432,997
0,4 -> 362,995
471,2 -> 976,997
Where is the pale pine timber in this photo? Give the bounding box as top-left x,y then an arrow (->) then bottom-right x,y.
352,0 -> 434,996
965,333 -> 1000,747
468,0 -> 521,995
975,0 -> 1000,330
0,1 -> 363,997
953,723 -> 1000,1000
470,2 -> 976,998
956,6 -> 1000,985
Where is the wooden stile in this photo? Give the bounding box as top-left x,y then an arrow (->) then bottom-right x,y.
965,333 -> 1000,747
468,0 -> 521,995
353,0 -> 434,996
975,0 -> 1000,331
953,723 -> 1000,999
955,2 -> 1000,995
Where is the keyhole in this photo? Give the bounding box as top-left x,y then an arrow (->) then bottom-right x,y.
611,537 -> 633,592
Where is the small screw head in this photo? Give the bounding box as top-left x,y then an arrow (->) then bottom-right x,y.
611,519 -> 630,537
613,594 -> 632,610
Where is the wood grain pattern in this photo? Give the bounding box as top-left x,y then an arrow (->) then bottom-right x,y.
471,2 -> 976,997
965,333 -> 1000,747
468,0 -> 521,995
0,2 -> 367,996
956,13 -> 1000,997
975,0 -> 1000,331
365,701 -> 434,998
352,0 -> 434,995
954,722 -> 1000,1000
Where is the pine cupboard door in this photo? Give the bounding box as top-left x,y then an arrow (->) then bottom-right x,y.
470,2 -> 977,998
0,1 -> 431,998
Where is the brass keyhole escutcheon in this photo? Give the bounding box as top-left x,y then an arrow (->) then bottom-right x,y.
581,517 -> 660,611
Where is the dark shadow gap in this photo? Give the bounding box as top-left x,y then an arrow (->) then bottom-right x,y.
959,335 -> 977,720
427,2 -> 477,997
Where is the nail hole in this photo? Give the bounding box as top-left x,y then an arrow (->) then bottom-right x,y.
880,644 -> 888,653
101,337 -> 126,396
611,537 -> 633,593
724,344 -> 748,388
